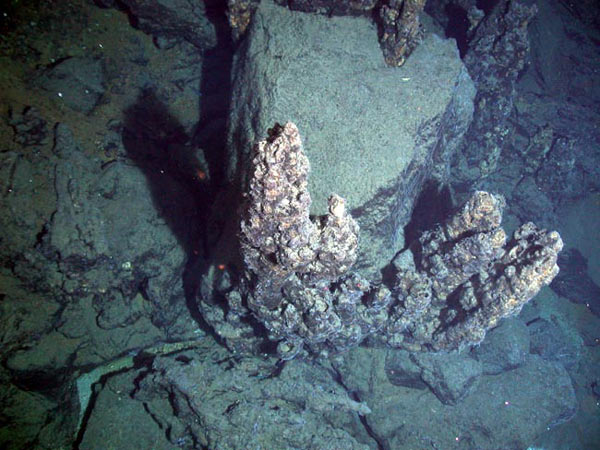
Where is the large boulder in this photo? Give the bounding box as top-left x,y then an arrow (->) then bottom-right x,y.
227,0 -> 475,276
385,349 -> 482,405
335,347 -> 577,449
471,317 -> 530,375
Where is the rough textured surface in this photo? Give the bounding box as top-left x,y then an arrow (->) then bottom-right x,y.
276,0 -> 377,15
417,191 -> 507,299
240,122 -> 359,287
390,192 -> 563,352
111,0 -> 217,50
7,107 -> 49,146
237,123 -> 360,358
528,317 -> 583,369
471,317 -> 530,375
204,131 -> 563,358
385,350 -> 482,405
1,1 -> 597,448
452,0 -> 537,185
551,248 -> 600,317
430,221 -> 563,351
235,123 -> 369,358
227,0 -> 259,39
228,0 -> 474,274
379,0 -> 426,67
335,347 -> 577,449
133,342 -> 371,449
35,57 -> 106,114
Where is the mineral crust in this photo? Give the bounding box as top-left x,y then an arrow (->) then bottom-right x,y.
379,0 -> 427,66
216,123 -> 564,359
400,193 -> 563,351
227,0 -> 259,40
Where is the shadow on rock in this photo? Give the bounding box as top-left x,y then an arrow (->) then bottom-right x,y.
122,89 -> 209,254
551,247 -> 600,317
402,181 -> 454,255
122,89 -> 214,328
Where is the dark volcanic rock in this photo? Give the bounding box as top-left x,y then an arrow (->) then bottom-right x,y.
8,106 -> 49,146
528,317 -> 583,369
471,317 -> 530,375
457,354 -> 578,441
336,347 -> 577,449
134,342 -> 370,449
47,124 -> 195,337
525,0 -> 600,108
79,370 -> 174,449
491,0 -> 600,218
410,351 -> 482,405
116,0 -> 218,50
2,122 -> 201,384
510,175 -> 557,227
0,370 -> 78,450
384,349 -> 426,389
36,57 -> 106,114
385,349 -> 482,405
534,132 -> 600,204
551,247 -> 600,317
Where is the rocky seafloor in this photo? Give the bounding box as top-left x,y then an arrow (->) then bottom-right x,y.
0,0 -> 599,449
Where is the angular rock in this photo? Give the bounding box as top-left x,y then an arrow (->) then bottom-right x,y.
2,122 -> 199,384
134,342 -> 370,449
528,317 -> 583,369
384,349 -> 426,389
459,355 -> 578,439
114,0 -> 217,50
227,0 -> 474,276
0,151 -> 55,260
36,57 -> 105,114
551,247 -> 600,317
411,351 -> 481,405
79,371 -> 172,449
385,348 -> 482,404
471,317 -> 530,375
336,347 -> 577,449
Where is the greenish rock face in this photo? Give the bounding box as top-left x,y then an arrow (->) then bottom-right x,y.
228,0 -> 474,275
